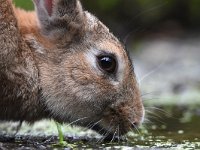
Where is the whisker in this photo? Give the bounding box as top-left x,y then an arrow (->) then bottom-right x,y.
123,1 -> 168,44
128,1 -> 168,25
145,107 -> 165,113
88,119 -> 102,130
146,115 -> 166,125
140,124 -> 151,131
128,119 -> 141,135
129,127 -> 135,136
143,118 -> 152,124
117,125 -> 120,143
98,119 -> 113,134
141,91 -> 161,97
85,121 -> 94,129
123,27 -> 144,45
145,107 -> 174,118
98,127 -> 113,143
66,117 -> 88,126
142,97 -> 164,102
96,126 -> 107,143
110,127 -> 118,143
145,110 -> 164,119
96,119 -> 114,143
145,110 -> 170,125
138,62 -> 165,85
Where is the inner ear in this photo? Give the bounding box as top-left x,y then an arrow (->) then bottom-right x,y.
45,0 -> 53,16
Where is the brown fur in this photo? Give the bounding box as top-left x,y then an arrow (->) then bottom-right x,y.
0,0 -> 144,136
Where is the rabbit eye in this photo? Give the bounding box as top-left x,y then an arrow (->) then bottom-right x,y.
97,55 -> 117,74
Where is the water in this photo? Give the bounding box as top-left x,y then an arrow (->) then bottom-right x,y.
127,106 -> 200,149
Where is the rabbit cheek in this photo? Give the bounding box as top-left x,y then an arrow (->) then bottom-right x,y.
70,67 -> 92,86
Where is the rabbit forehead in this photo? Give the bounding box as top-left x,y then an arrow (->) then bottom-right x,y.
97,40 -> 125,56
85,11 -> 108,31
84,12 -> 126,56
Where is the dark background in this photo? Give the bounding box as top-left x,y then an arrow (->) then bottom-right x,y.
14,0 -> 200,42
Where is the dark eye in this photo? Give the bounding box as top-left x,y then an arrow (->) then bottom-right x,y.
97,55 -> 117,74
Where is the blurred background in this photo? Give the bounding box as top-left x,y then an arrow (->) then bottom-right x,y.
13,0 -> 200,39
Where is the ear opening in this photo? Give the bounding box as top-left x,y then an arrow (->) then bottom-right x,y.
44,0 -> 53,16
33,0 -> 53,16
33,0 -> 86,41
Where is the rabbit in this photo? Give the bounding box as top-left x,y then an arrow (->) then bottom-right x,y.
0,0 -> 144,138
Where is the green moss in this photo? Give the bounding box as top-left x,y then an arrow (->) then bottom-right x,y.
13,0 -> 34,10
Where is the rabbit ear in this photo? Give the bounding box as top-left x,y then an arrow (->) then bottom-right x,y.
33,0 -> 85,41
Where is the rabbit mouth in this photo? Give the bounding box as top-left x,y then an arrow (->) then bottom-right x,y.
90,124 -> 122,141
89,120 -> 139,141
87,102 -> 144,140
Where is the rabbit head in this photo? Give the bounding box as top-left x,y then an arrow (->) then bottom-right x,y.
29,0 -> 144,136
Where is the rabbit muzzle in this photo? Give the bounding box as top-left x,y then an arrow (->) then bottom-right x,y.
90,97 -> 144,138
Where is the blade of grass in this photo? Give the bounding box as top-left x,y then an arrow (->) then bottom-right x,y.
54,121 -> 76,148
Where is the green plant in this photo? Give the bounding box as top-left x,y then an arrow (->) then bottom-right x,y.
54,121 -> 76,148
